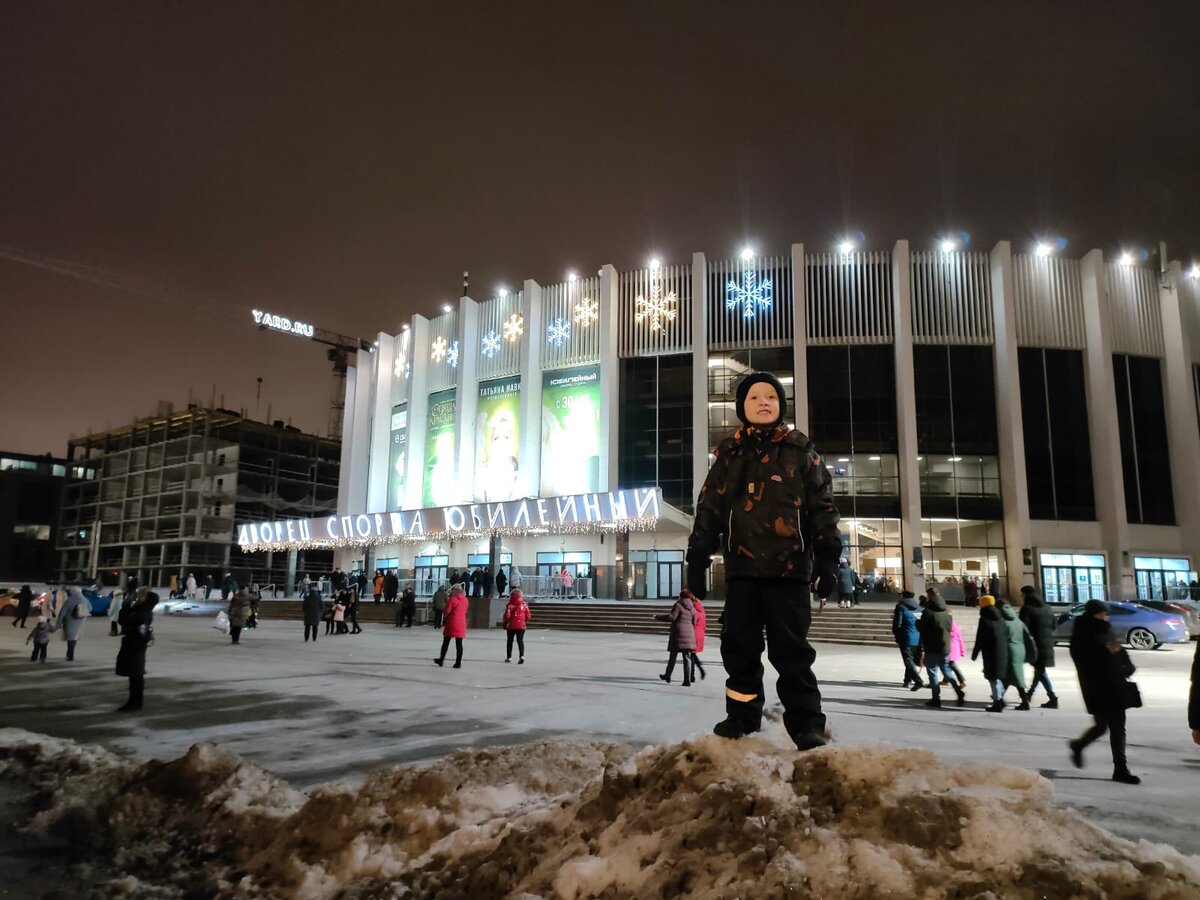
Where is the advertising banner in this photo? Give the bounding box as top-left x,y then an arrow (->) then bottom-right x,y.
540,364 -> 601,496
474,376 -> 522,502
423,389 -> 457,508
387,404 -> 407,512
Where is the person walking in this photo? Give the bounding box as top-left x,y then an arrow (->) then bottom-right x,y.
944,616 -> 967,689
434,585 -> 468,668
1069,600 -> 1141,784
836,560 -> 856,608
496,566 -> 508,598
1000,603 -> 1037,710
373,570 -> 384,603
503,589 -> 531,663
918,588 -> 965,707
54,587 -> 89,661
346,589 -> 362,634
204,573 -> 214,600
1019,586 -> 1058,708
303,585 -> 322,642
222,571 -> 238,601
397,584 -> 416,627
971,596 -> 1010,711
892,591 -> 924,690
431,583 -> 448,629
12,584 -> 34,628
185,573 -> 198,599
26,615 -> 52,662
115,589 -> 158,712
383,569 -> 399,605
1190,637 -> 1200,747
560,568 -> 574,599
656,590 -> 698,686
227,589 -> 251,644
509,565 -> 523,594
689,593 -> 708,680
107,590 -> 125,636
685,371 -> 842,751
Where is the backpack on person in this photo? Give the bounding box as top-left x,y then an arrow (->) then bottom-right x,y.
72,599 -> 87,620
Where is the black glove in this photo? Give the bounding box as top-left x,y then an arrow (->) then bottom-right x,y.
686,564 -> 708,602
813,559 -> 838,600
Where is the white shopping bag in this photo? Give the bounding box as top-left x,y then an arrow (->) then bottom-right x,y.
213,610 -> 230,634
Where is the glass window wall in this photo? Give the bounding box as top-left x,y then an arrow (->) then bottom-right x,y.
1039,552 -> 1107,606
922,518 -> 1006,603
1133,556 -> 1196,601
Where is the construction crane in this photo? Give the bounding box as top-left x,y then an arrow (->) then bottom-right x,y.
251,309 -> 373,440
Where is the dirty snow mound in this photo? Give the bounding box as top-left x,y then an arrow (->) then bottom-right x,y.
1,727 -> 1197,899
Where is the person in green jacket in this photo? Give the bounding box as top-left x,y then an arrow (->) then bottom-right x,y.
917,588 -> 965,708
1000,603 -> 1038,710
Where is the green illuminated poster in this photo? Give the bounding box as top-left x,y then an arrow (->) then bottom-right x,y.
387,404 -> 407,512
540,364 -> 601,496
423,389 -> 456,508
475,376 -> 521,502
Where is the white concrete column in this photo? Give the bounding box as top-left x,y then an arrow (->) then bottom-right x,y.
1079,249 -> 1131,595
345,346 -> 374,515
892,240 -> 924,595
366,332 -> 396,514
989,241 -> 1033,596
454,296 -> 481,504
598,264 -> 620,492
403,315 -> 432,510
790,243 -> 809,433
1159,261 -> 1200,568
518,280 -> 543,499
336,366 -> 358,518
691,252 -> 709,502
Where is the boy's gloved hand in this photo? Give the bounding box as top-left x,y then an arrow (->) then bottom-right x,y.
813,559 -> 839,599
686,565 -> 708,601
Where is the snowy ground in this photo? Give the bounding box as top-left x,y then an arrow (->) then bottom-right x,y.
1,615 -> 1199,897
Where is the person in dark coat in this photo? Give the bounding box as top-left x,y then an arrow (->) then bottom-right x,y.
1069,600 -> 1140,784
203,573 -> 214,600
918,589 -> 965,707
302,586 -> 323,642
836,560 -> 857,608
496,567 -> 508,598
1019,586 -> 1058,708
655,590 -> 698,686
686,372 -> 842,751
1190,638 -> 1200,747
892,591 -> 924,690
383,570 -> 399,604
971,597 -> 1009,711
222,572 -> 238,600
999,604 -> 1037,709
345,589 -> 362,634
115,590 -> 158,711
397,584 -> 417,627
227,590 -> 251,644
431,584 -> 448,629
12,584 -> 34,628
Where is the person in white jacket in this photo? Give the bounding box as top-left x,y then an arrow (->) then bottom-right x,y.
185,573 -> 198,599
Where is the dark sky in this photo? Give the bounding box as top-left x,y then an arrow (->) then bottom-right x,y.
2,1 -> 1198,456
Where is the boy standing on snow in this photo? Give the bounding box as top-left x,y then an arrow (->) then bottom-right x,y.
686,372 -> 841,751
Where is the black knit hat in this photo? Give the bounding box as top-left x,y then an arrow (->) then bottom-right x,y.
1083,599 -> 1111,616
734,372 -> 787,427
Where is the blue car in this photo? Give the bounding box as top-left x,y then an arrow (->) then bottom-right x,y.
80,588 -> 116,616
1053,601 -> 1190,650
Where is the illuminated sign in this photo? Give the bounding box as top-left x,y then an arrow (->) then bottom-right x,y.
252,309 -> 315,338
236,487 -> 664,550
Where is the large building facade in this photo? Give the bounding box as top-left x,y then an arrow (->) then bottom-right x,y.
58,406 -> 339,590
0,451 -> 88,582
240,241 -> 1200,604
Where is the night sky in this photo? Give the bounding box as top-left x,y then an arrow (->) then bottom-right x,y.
3,1 -> 1198,456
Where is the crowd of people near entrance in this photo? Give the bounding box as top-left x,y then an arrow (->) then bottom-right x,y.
11,372 -> 1200,788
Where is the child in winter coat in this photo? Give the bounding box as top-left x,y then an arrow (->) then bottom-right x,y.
502,590 -> 531,664
689,593 -> 707,680
332,598 -> 346,634
943,618 -> 967,689
26,616 -> 52,662
656,591 -> 698,686
435,585 -> 468,668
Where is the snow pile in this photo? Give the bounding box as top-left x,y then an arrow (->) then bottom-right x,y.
2,726 -> 1199,899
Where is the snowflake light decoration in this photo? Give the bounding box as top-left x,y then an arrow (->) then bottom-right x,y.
481,330 -> 502,359
726,267 -> 773,319
430,335 -> 448,362
503,312 -> 525,343
573,296 -> 599,329
635,275 -> 677,332
546,317 -> 571,348
446,339 -> 459,369
393,350 -> 409,379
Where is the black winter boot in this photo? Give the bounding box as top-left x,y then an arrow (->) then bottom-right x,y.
1112,767 -> 1141,785
713,717 -> 760,740
1040,694 -> 1059,709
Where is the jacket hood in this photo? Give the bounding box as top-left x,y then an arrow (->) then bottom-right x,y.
142,592 -> 160,610
925,591 -> 948,612
67,587 -> 85,603
1000,604 -> 1018,621
900,594 -> 919,610
734,372 -> 787,427
980,605 -> 1003,621
1022,592 -> 1044,607
676,595 -> 695,612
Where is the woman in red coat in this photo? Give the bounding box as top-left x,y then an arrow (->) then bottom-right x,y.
689,593 -> 707,680
434,585 -> 468,668
503,590 -> 531,664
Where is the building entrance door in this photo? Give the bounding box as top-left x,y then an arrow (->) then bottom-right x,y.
1039,552 -> 1106,605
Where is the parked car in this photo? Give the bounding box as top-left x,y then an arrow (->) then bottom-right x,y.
1053,601 -> 1190,650
80,587 -> 117,616
1138,599 -> 1200,639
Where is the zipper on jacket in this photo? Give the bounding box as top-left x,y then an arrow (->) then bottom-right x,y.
727,510 -> 734,552
796,511 -> 805,554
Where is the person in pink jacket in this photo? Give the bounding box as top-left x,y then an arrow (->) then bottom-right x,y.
502,589 -> 531,664
942,618 -> 967,689
688,592 -> 707,680
434,585 -> 468,668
